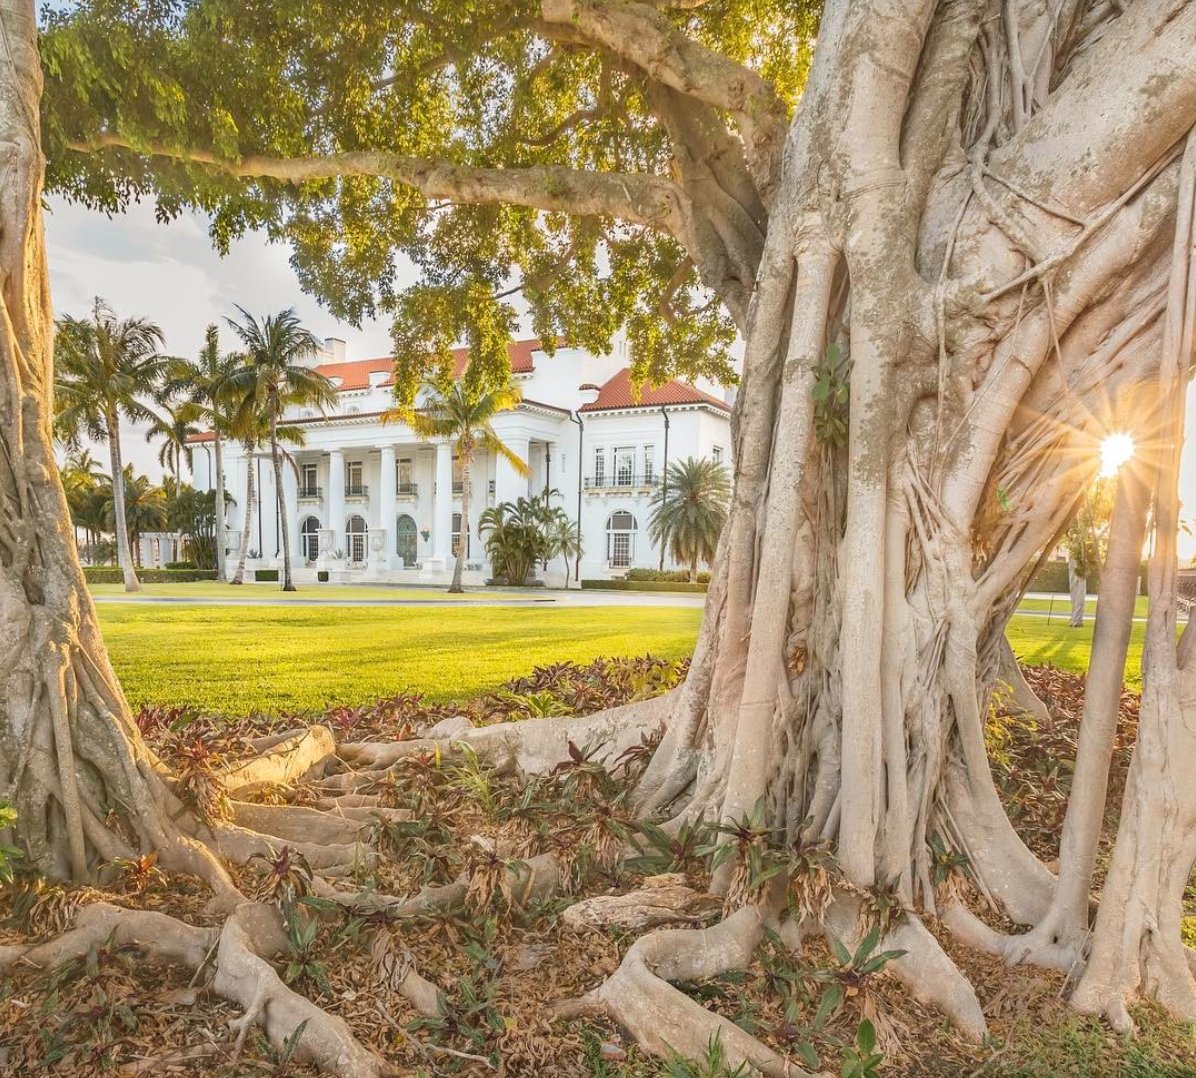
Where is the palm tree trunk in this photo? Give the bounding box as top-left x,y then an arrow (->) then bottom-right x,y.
106,413 -> 141,592
270,413 -> 296,591
449,448 -> 469,593
690,554 -> 698,584
231,447 -> 254,585
214,434 -> 227,582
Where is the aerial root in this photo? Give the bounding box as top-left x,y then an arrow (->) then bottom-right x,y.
0,901 -> 392,1078
559,905 -> 824,1077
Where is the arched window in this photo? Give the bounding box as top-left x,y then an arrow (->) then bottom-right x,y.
395,514 -> 417,567
300,516 -> 320,562
606,511 -> 637,568
345,514 -> 368,564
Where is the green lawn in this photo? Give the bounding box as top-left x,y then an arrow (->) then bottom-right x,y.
89,587 -> 1149,717
1017,594 -> 1149,618
95,604 -> 701,716
1008,612 -> 1145,687
89,581 -> 527,602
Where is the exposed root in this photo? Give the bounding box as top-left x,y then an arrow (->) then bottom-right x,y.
222,725 -> 338,794
229,800 -> 390,845
0,901 -> 392,1078
561,905 -> 820,1076
822,898 -> 988,1042
338,693 -> 672,775
213,903 -> 392,1077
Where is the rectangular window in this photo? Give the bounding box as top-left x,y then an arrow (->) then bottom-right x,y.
593,448 -> 606,487
643,445 -> 655,484
300,463 -> 318,496
397,457 -> 413,494
451,512 -> 470,558
346,461 -> 363,495
609,532 -> 632,568
452,455 -> 463,494
615,447 -> 635,487
711,445 -> 724,465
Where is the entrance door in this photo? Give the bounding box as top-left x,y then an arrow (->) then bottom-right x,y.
396,515 -> 417,567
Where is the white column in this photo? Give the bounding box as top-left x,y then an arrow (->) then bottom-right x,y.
376,445 -> 396,572
328,449 -> 345,555
432,441 -> 453,566
281,463 -> 299,564
495,435 -> 530,505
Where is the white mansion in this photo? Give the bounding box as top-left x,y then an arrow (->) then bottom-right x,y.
188,338 -> 734,585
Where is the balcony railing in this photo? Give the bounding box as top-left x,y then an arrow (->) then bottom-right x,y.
584,473 -> 658,491
345,484 -> 369,499
297,485 -> 322,500
396,481 -> 419,497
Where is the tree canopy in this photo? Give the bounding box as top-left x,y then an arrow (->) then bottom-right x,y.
42,0 -> 818,399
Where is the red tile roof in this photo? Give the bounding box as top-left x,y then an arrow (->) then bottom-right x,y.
313,337 -> 545,391
185,431 -> 217,444
579,367 -> 730,413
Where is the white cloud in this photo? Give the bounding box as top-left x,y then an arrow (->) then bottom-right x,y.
45,196 -> 397,478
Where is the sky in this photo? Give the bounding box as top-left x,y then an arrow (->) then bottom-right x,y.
44,195 -> 403,477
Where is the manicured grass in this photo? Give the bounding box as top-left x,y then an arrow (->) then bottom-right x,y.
94,603 -> 701,716
1017,594 -> 1149,618
1007,612 -> 1145,687
88,581 -> 529,602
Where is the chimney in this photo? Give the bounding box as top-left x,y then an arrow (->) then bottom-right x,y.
324,337 -> 347,363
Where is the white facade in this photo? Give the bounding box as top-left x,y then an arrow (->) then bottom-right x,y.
190,338 -> 734,585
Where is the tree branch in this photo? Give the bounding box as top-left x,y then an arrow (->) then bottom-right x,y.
66,135 -> 692,236
534,0 -> 788,203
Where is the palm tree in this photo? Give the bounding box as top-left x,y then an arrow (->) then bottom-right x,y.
223,308 -> 336,591
225,410 -> 306,585
648,456 -> 731,582
103,467 -> 168,565
61,448 -> 107,558
168,325 -> 239,581
547,513 -> 583,586
54,298 -> 171,591
144,403 -> 199,484
387,379 -> 528,592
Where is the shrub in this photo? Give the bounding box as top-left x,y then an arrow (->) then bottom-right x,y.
164,560 -> 196,570
581,579 -> 707,593
83,567 -> 218,583
317,570 -> 329,582
625,568 -> 712,583
254,569 -> 280,582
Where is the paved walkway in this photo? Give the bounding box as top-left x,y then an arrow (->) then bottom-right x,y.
91,588 -> 708,609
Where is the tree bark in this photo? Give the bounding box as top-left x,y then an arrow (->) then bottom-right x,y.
231,447 -> 255,585
450,446 -> 470,594
269,414 -> 295,591
105,412 -> 141,592
1068,558 -> 1086,627
214,432 -> 227,581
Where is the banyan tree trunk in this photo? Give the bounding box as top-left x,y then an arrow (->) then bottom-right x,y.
0,0 -> 233,896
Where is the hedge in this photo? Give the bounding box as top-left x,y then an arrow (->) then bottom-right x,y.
254,569 -> 280,582
83,567 -> 218,583
625,568 -> 712,583
1026,559 -> 1149,596
581,579 -> 707,593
